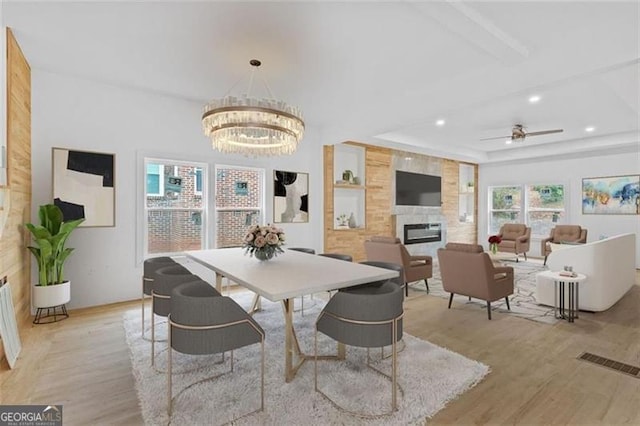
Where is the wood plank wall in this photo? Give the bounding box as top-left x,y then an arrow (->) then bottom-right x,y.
324,144 -> 477,260
442,159 -> 478,244
0,28 -> 32,368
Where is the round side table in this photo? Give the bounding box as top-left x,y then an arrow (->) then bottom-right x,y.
538,270 -> 587,323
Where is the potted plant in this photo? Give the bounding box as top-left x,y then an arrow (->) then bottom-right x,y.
25,204 -> 84,310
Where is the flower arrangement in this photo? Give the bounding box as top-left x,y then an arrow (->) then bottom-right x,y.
243,224 -> 285,261
488,235 -> 502,254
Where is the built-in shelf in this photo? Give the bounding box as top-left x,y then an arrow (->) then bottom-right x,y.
334,184 -> 366,190
458,164 -> 475,224
333,143 -> 366,230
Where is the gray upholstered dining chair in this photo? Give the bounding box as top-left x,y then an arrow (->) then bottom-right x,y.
288,247 -> 316,254
359,260 -> 404,295
315,279 -> 404,416
318,253 -> 353,262
151,264 -> 199,366
168,280 -> 265,421
142,256 -> 177,340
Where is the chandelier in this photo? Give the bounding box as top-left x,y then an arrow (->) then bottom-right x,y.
202,59 -> 305,156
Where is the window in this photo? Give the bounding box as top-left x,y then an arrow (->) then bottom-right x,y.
488,186 -> 522,235
488,184 -> 566,238
214,165 -> 265,248
144,159 -> 207,256
146,164 -> 164,196
526,185 -> 565,237
194,167 -> 203,196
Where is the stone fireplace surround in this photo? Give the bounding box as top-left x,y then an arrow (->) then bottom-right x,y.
392,214 -> 447,258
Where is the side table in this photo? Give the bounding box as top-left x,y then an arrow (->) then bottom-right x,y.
537,271 -> 587,323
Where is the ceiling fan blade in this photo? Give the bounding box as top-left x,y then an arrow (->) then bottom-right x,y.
479,135 -> 512,141
526,129 -> 564,137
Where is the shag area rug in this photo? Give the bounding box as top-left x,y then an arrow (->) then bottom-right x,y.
424,260 -> 556,324
124,292 -> 489,425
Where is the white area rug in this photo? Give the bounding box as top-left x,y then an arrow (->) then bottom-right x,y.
124,292 -> 489,425
423,260 -> 556,324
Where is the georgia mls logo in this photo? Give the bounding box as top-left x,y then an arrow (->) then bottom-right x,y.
0,404 -> 63,426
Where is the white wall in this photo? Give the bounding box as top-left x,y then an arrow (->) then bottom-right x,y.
479,148 -> 640,267
32,70 -> 324,309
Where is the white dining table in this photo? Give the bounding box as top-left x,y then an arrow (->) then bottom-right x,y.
185,247 -> 399,382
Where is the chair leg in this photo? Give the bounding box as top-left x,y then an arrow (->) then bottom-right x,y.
543,255 -> 548,266
448,293 -> 454,309
524,252 -> 527,261
468,296 -> 471,301
505,296 -> 510,310
151,296 -> 155,366
405,282 -> 408,297
487,301 -> 492,320
424,279 -> 429,294
167,319 -> 172,416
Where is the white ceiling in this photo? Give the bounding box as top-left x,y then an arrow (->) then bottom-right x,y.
3,1 -> 639,163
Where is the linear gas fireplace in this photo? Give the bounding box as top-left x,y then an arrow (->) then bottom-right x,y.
404,223 -> 442,245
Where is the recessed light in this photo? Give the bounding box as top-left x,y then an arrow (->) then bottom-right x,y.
528,95 -> 541,103
585,126 -> 595,132
404,157 -> 412,161
435,119 -> 445,127
505,139 -> 513,145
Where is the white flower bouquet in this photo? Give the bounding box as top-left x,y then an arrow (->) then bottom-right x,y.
243,224 -> 286,260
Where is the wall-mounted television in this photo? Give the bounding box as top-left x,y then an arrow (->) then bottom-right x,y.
395,170 -> 441,207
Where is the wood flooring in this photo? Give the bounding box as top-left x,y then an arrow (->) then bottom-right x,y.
2,272 -> 639,425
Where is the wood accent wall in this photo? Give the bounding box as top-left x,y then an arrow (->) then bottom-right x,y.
1,28 -> 32,368
324,143 -> 478,260
442,159 -> 478,244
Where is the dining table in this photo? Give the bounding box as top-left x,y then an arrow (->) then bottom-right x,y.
185,247 -> 399,382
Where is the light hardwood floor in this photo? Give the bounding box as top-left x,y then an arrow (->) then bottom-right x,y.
2,272 -> 639,425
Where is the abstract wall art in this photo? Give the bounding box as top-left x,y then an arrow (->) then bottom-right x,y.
53,148 -> 115,227
273,170 -> 309,223
582,175 -> 639,215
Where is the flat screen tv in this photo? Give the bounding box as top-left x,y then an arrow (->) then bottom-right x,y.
395,170 -> 441,206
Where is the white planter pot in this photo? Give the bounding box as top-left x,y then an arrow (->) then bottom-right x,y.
32,281 -> 71,308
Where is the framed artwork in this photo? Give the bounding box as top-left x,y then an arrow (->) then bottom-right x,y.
273,170 -> 309,223
52,147 -> 115,227
582,175 -> 639,215
0,282 -> 22,368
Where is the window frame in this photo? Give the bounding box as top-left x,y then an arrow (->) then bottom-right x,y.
142,158 -> 209,258
488,183 -> 567,239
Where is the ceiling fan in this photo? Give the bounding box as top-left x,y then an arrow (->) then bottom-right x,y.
480,124 -> 564,142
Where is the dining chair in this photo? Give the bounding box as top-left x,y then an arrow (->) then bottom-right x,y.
151,264 -> 199,366
288,247 -> 316,254
315,279 -> 404,417
142,256 -> 177,340
168,280 -> 265,422
318,253 -> 353,262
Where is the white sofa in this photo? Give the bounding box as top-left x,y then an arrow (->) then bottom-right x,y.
535,233 -> 636,312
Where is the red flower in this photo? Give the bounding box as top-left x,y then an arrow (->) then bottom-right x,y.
488,235 -> 502,244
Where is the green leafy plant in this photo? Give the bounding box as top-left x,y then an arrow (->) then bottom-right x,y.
25,204 -> 84,286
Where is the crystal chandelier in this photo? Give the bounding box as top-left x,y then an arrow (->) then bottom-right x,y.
202,59 -> 305,156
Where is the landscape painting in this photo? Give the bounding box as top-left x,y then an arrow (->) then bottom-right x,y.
582,175 -> 639,215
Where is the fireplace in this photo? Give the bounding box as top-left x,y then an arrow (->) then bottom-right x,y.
403,223 -> 442,245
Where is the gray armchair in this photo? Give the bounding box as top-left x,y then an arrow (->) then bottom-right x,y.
315,279 -> 404,416
168,281 -> 265,421
151,264 -> 199,366
142,256 -> 177,340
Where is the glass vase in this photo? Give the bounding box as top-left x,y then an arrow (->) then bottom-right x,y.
491,244 -> 498,254
254,249 -> 274,261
